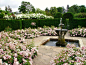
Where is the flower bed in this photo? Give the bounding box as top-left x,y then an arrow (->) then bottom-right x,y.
0,26 -> 58,64
23,26 -> 57,37
50,44 -> 86,65
3,13 -> 54,19
69,28 -> 86,37
5,26 -> 58,39
0,31 -> 38,65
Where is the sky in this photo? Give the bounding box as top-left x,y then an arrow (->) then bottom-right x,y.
0,0 -> 86,12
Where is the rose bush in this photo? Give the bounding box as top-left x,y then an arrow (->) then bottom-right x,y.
0,26 -> 58,65
5,26 -> 58,39
69,28 -> 86,37
50,44 -> 86,65
0,31 -> 38,65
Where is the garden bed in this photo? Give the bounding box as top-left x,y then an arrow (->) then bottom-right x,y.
0,31 -> 38,65
69,27 -> 86,37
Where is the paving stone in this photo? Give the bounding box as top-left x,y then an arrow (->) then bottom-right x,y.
26,32 -> 86,65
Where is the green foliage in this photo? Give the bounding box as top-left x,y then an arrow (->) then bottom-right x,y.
78,25 -> 81,28
45,7 -> 51,16
68,5 -> 86,14
0,13 -> 4,18
0,10 -> 5,19
35,8 -> 46,15
4,26 -> 12,32
50,7 -> 58,17
0,18 -> 60,31
51,25 -> 55,30
54,12 -> 62,18
22,18 -> 60,29
74,13 -> 86,18
63,12 -> 74,19
68,4 -> 80,14
18,1 -> 35,13
62,13 -> 73,29
17,54 -> 23,63
23,62 -> 30,65
9,55 -> 14,64
57,7 -> 63,13
0,19 -> 22,31
69,18 -> 86,29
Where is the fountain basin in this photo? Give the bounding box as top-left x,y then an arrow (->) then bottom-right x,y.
41,38 -> 83,47
55,29 -> 67,36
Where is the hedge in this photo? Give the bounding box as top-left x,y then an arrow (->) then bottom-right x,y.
0,19 -> 60,31
0,19 -> 22,31
69,18 -> 86,29
22,19 -> 60,29
0,18 -> 86,31
62,13 -> 74,29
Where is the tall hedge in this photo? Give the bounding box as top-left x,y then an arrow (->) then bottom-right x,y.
0,18 -> 86,31
0,19 -> 60,31
69,18 -> 86,29
62,13 -> 74,29
0,19 -> 22,31
22,19 -> 60,29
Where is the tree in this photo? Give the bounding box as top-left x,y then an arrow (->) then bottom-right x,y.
68,5 -> 80,14
0,10 -> 5,19
54,12 -> 62,18
35,8 -> 46,14
18,1 -> 35,13
68,7 -> 76,14
50,7 -> 57,17
79,5 -> 86,13
8,5 -> 12,13
5,5 -> 12,13
45,7 -> 51,16
5,6 -> 8,11
57,7 -> 63,13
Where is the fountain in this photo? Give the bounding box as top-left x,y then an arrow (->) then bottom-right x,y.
42,18 -> 81,47
55,18 -> 67,46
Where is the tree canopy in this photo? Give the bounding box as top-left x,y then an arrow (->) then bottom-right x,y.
18,1 -> 35,13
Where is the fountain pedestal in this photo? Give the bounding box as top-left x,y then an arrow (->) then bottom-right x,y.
55,18 -> 68,46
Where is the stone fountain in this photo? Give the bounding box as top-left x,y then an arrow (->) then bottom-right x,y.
42,18 -> 80,47
55,18 -> 67,46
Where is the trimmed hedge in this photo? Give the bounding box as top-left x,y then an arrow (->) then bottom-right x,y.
74,13 -> 86,18
0,18 -> 86,31
62,13 -> 74,29
0,19 -> 22,31
22,19 -> 60,29
0,19 -> 60,31
54,12 -> 62,18
69,18 -> 86,29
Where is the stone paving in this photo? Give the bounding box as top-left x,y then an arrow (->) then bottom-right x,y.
26,32 -> 86,65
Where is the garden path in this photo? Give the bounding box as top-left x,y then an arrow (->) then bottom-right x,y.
26,32 -> 86,65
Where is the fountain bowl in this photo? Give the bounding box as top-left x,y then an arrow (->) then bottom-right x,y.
41,38 -> 84,47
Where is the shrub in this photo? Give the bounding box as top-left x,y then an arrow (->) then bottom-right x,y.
62,12 -> 74,20
0,18 -> 60,31
69,18 -> 86,29
4,26 -> 12,32
0,13 -> 4,19
74,13 -> 86,18
50,44 -> 86,65
62,13 -> 74,29
0,20 -> 22,31
54,12 -> 62,18
69,27 -> 86,37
